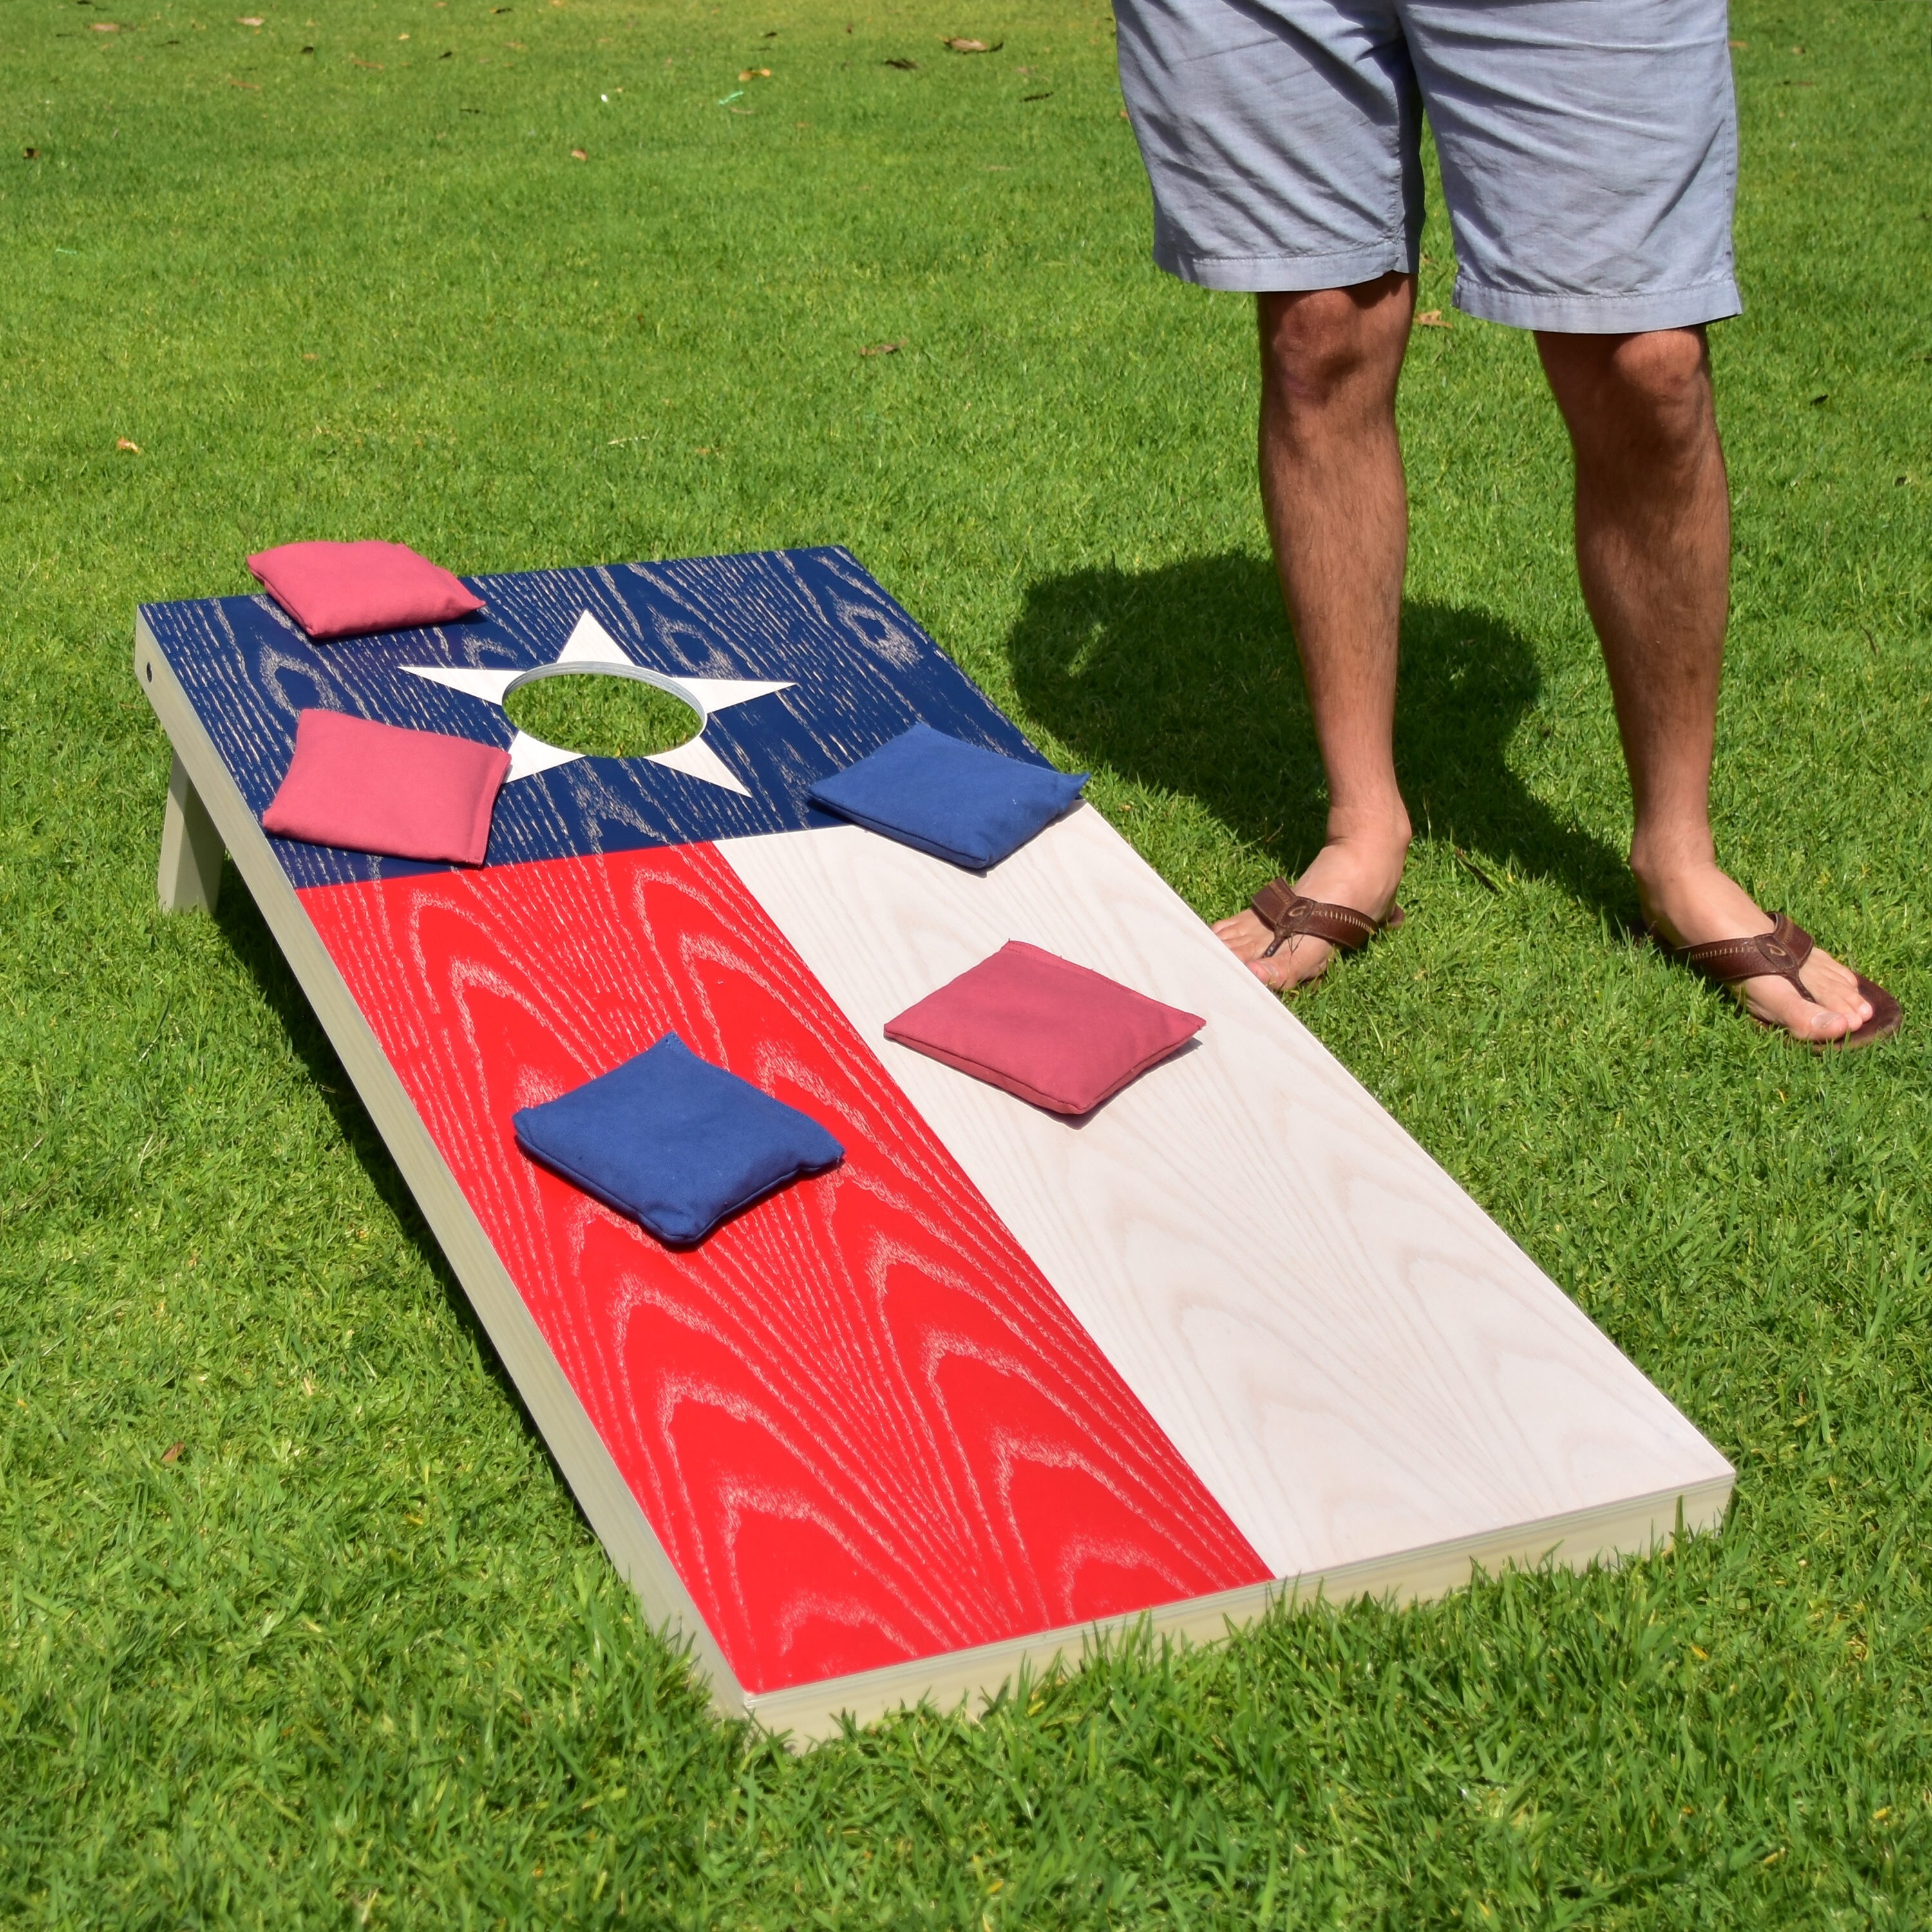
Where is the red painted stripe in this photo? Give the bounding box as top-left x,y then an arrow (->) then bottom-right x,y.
300,844 -> 1266,1692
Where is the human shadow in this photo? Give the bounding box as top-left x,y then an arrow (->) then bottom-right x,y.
1002,552 -> 1632,920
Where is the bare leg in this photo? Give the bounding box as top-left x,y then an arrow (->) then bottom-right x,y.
1213,274 -> 1416,990
1537,328 -> 1871,1041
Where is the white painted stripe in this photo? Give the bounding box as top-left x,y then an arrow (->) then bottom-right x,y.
719,808 -> 1731,1582
646,734 -> 752,797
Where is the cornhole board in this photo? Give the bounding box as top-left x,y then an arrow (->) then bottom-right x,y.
135,547 -> 1734,1739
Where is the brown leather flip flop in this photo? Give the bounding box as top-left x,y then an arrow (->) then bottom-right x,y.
1249,878 -> 1405,964
1660,910 -> 1901,1050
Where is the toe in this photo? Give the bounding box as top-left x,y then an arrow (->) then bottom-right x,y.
1739,972 -> 1855,1042
1247,935 -> 1334,992
1213,911 -> 1268,961
1798,946 -> 1874,1024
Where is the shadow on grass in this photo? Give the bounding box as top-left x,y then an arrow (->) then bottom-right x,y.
1003,551 -> 1631,918
211,877 -> 557,1454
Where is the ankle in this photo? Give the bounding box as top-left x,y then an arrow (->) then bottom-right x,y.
1628,833 -> 1716,902
1323,801 -> 1412,860
1300,809 -> 1410,915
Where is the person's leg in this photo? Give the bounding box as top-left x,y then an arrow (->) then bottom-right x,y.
1537,328 -> 1871,1041
1212,272 -> 1417,991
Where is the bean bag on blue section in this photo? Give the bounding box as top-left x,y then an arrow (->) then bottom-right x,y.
511,1034 -> 845,1246
806,723 -> 1089,870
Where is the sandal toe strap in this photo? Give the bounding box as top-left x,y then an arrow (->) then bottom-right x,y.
1251,880 -> 1381,959
1676,911 -> 1817,1002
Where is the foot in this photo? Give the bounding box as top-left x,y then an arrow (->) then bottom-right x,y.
1215,826 -> 1409,992
1637,859 -> 1873,1044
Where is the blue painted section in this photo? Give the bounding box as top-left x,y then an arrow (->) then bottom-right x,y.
141,547 -> 1043,889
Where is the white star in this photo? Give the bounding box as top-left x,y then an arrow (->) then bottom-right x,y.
401,610 -> 793,793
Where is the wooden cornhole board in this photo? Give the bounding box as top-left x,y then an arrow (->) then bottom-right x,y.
136,547 -> 1733,1739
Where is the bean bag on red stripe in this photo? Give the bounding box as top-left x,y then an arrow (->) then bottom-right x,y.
512,1033 -> 846,1245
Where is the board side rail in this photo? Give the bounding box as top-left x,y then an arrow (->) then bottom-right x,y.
136,615 -> 750,1720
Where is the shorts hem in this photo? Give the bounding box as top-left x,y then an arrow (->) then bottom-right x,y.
1454,274 -> 1742,334
1154,238 -> 1417,294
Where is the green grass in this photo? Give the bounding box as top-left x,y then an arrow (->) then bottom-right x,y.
505,670 -> 703,757
4,0 -> 1931,1921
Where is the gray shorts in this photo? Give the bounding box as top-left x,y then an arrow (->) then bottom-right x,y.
1115,0 -> 1741,331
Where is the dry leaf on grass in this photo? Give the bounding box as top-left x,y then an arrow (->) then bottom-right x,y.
24,147 -> 40,158
737,66 -> 770,79
942,36 -> 1002,52
571,147 -> 587,159
117,437 -> 141,451
858,339 -> 905,356
883,55 -> 917,68
161,1442 -> 184,1463
1416,309 -> 1450,328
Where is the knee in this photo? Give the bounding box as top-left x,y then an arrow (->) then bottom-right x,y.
1260,282 -> 1403,410
1556,328 -> 1714,458
1606,330 -> 1712,439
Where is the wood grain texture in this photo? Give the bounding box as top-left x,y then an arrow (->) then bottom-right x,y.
138,549 -> 1045,890
748,1475 -> 1707,1736
719,811 -> 1735,1586
137,618 -> 750,1719
299,846 -> 1269,1695
140,591 -> 1730,1739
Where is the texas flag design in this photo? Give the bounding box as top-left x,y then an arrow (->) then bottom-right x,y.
140,548 -> 1732,1719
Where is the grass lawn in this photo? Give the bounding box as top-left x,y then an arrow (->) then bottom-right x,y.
4,0 -> 1931,1920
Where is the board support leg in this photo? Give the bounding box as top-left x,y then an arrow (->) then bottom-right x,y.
158,750 -> 224,913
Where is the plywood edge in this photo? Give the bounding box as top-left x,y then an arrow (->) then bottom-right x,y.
134,616 -> 750,1722
744,1470 -> 1735,1743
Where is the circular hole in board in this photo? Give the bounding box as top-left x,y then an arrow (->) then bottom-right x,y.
503,668 -> 702,760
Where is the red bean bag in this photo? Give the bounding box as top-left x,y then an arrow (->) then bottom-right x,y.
261,709 -> 509,866
885,941 -> 1204,1115
247,540 -> 484,640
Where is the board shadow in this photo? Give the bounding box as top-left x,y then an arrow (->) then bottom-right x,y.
1001,553 -> 1631,918
210,876 -> 556,1450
